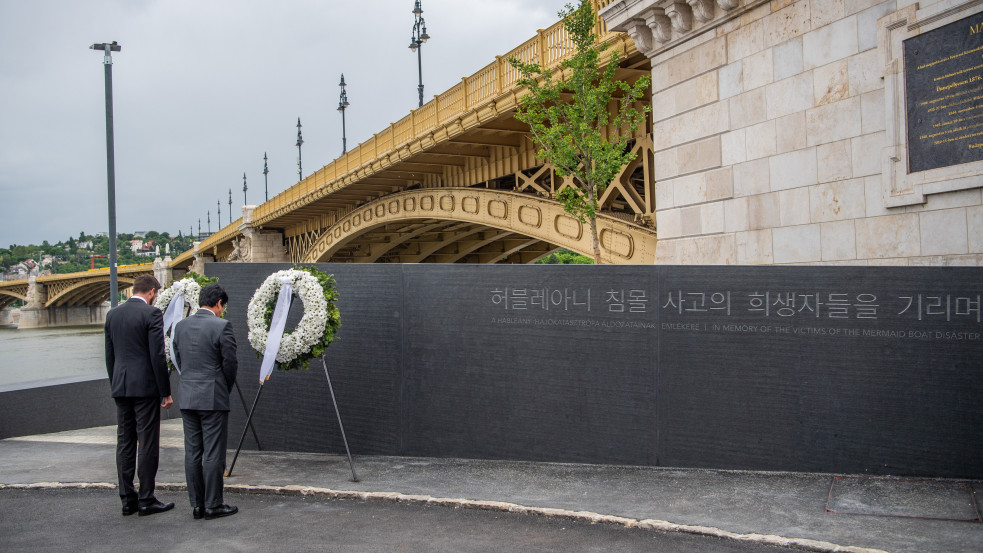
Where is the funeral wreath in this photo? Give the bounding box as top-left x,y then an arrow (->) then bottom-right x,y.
154,271 -> 218,371
246,266 -> 341,372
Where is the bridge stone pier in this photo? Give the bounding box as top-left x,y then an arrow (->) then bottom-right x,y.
191,206 -> 289,273
600,0 -> 983,265
17,304 -> 110,329
0,308 -> 13,326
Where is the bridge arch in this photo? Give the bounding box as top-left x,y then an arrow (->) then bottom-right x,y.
44,276 -> 136,307
300,188 -> 657,264
0,286 -> 27,310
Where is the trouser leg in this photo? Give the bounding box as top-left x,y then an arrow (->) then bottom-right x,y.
133,397 -> 161,505
114,398 -> 137,504
182,410 -> 205,509
199,411 -> 229,509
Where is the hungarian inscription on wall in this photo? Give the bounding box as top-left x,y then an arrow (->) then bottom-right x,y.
905,11 -> 983,172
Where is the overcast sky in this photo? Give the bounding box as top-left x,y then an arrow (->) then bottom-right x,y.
0,0 -> 564,247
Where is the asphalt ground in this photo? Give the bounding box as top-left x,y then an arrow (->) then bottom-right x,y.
1,421 -> 981,553
1,487 -> 802,553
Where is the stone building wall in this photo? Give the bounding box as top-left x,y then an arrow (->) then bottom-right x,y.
602,0 -> 983,265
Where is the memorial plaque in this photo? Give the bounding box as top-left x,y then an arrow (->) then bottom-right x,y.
904,11 -> 983,173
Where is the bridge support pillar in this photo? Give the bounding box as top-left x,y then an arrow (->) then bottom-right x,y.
240,227 -> 289,262
233,206 -> 289,263
17,304 -> 109,329
154,254 -> 174,286
0,308 -> 13,326
190,241 -> 213,275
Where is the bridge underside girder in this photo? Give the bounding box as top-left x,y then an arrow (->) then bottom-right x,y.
328,219 -> 555,264
45,276 -> 137,307
297,188 -> 657,264
0,291 -> 25,310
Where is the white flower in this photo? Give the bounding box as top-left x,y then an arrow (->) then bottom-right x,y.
154,277 -> 204,367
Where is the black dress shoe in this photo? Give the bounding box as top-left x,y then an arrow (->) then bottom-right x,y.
204,504 -> 238,520
193,507 -> 205,520
138,499 -> 175,516
121,502 -> 138,516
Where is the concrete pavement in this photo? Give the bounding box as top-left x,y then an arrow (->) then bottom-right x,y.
1,420 -> 980,553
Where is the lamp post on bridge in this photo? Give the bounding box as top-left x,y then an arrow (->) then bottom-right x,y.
242,173 -> 248,205
296,118 -> 304,181
228,189 -> 232,220
338,74 -> 350,154
263,152 -> 269,201
207,211 -> 211,234
89,40 -> 121,307
408,0 -> 430,108
217,200 -> 221,228
198,219 -> 201,240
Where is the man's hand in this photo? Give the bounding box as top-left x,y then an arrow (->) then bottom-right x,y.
161,396 -> 174,409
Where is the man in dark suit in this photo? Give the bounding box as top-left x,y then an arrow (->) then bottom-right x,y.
172,283 -> 239,520
105,274 -> 175,517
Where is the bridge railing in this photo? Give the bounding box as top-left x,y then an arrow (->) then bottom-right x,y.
182,0 -> 622,265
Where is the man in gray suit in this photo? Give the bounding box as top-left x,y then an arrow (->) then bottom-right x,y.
172,283 -> 239,520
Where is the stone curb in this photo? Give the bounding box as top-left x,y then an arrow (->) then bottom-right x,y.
0,482 -> 890,553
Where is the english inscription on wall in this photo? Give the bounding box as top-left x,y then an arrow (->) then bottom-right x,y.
904,11 -> 983,173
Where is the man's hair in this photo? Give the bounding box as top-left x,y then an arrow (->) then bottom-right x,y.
132,275 -> 161,294
199,283 -> 229,308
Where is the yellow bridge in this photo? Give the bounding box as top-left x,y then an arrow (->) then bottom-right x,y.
1,1 -> 658,322
0,264 -> 155,311
174,0 -> 656,269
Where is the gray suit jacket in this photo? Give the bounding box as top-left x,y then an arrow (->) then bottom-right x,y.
173,309 -> 238,411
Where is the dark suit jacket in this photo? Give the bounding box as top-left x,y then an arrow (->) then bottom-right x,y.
105,297 -> 171,398
173,309 -> 238,411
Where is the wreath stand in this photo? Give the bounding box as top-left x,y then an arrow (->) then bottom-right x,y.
232,382 -> 263,450
225,353 -> 358,482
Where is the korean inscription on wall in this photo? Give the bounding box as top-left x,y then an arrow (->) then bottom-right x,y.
488,286 -> 657,329
660,288 -> 981,341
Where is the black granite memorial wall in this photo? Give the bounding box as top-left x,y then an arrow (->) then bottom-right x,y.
209,263 -> 982,478
0,372 -> 181,439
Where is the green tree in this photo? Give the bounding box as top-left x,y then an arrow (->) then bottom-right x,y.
509,0 -> 649,263
536,248 -> 594,264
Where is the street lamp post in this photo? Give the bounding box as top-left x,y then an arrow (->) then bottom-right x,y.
242,173 -> 248,205
263,152 -> 269,201
207,211 -> 211,234
217,200 -> 221,228
338,74 -> 350,154
89,41 -> 121,307
296,118 -> 304,180
409,1 -> 430,108
198,219 -> 201,240
228,189 -> 232,220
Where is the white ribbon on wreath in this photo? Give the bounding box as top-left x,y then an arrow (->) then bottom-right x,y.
247,269 -> 329,383
154,278 -> 202,374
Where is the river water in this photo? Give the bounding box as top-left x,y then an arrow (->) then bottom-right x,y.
0,324 -> 106,391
